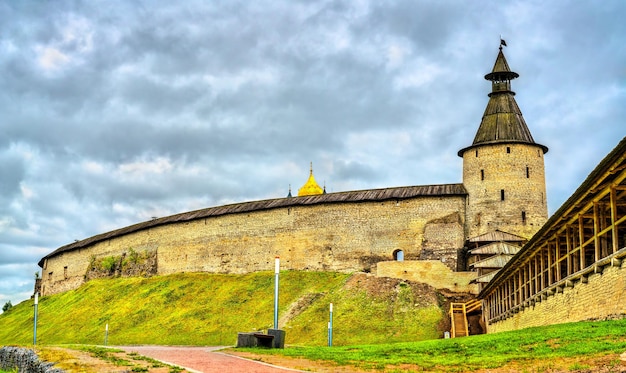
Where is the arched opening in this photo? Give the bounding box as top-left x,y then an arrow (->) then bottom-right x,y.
393,249 -> 404,261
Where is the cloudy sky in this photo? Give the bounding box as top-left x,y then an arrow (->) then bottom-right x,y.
1,1 -> 625,309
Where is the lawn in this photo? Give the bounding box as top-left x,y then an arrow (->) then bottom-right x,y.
236,318 -> 626,372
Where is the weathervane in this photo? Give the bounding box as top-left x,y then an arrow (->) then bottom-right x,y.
499,35 -> 507,50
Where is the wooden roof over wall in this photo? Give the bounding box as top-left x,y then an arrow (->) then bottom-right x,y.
39,183 -> 467,267
470,254 -> 515,269
468,230 -> 526,243
480,137 -> 626,298
469,242 -> 522,255
474,271 -> 499,284
458,47 -> 548,156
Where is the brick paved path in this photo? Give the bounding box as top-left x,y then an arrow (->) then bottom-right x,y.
120,346 -> 306,373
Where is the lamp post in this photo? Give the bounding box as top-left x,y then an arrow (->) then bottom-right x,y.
274,256 -> 280,330
33,292 -> 39,346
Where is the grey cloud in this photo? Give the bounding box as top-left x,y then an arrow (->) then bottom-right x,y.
0,0 -> 623,308
0,263 -> 38,295
369,1 -> 471,51
0,245 -> 47,265
0,149 -> 25,200
332,160 -> 379,183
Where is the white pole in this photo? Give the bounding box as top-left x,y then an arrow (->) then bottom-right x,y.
104,323 -> 109,346
274,256 -> 280,330
328,302 -> 333,347
33,292 -> 39,346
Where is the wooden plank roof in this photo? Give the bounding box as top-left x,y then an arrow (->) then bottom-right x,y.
468,230 -> 527,243
469,242 -> 522,255
470,254 -> 514,269
480,136 -> 626,298
473,271 -> 499,284
458,48 -> 548,157
39,183 -> 467,267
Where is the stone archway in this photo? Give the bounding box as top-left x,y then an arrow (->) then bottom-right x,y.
393,249 -> 404,261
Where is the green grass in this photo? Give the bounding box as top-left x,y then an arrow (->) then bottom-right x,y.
3,271 -> 626,371
0,271 -> 443,346
246,318 -> 626,371
72,345 -> 132,366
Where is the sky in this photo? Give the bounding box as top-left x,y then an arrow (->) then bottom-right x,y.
1,1 -> 625,310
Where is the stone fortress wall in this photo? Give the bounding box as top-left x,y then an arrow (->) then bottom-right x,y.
35,45 -> 624,338
39,45 -> 568,337
41,194 -> 468,296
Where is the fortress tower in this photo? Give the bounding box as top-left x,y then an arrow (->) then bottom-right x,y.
459,44 -> 549,240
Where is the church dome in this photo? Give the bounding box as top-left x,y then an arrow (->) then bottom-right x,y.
298,163 -> 324,196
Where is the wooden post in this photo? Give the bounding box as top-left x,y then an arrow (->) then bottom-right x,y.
579,214 -> 585,269
547,241 -> 553,285
611,186 -> 618,254
565,227 -> 572,275
555,239 -> 561,282
594,202 -> 600,262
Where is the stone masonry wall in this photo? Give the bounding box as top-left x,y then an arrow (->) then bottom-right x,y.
486,262 -> 626,333
0,346 -> 64,373
377,260 -> 478,294
41,195 -> 467,296
463,143 -> 548,239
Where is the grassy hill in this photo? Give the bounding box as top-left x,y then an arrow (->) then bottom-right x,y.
237,318 -> 626,372
0,271 -> 452,346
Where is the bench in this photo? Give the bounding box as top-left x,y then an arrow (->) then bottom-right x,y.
253,333 -> 275,348
236,329 -> 285,348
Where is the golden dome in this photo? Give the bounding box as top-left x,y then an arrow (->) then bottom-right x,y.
298,163 -> 324,197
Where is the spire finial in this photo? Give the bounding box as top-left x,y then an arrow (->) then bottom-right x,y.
309,161 -> 313,175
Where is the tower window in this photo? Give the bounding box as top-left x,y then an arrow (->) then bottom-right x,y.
522,211 -> 526,223
475,150 -> 478,157
501,189 -> 505,201
481,169 -> 484,180
526,166 -> 530,178
506,147 -> 511,154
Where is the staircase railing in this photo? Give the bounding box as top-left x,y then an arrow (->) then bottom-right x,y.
449,299 -> 482,338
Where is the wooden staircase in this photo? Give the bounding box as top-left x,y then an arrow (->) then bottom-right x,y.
449,299 -> 481,338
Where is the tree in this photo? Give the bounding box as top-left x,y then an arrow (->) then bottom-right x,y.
2,301 -> 12,313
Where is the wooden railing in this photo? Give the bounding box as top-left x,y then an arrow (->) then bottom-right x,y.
450,299 -> 482,338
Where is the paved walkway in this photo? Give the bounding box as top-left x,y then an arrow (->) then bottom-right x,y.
119,346 -> 306,373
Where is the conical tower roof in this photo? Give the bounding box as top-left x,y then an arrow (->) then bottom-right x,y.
459,45 -> 548,156
298,163 -> 324,196
484,47 -> 519,82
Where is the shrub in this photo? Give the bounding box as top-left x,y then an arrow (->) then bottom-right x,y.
128,248 -> 141,265
101,256 -> 118,272
2,301 -> 12,313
